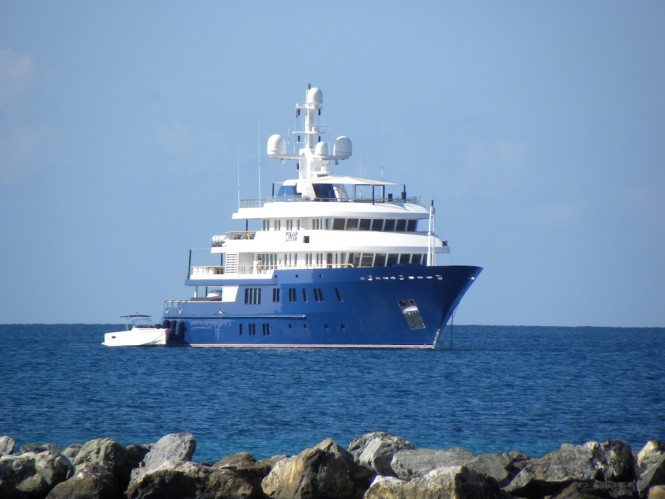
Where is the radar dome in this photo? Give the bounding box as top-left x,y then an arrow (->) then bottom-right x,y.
333,136 -> 352,159
267,134 -> 287,157
306,87 -> 323,107
315,141 -> 329,157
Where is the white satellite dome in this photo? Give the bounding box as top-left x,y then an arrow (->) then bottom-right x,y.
267,134 -> 287,157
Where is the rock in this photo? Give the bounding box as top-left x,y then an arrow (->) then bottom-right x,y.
639,441 -> 665,475
467,450 -> 530,487
19,443 -> 63,454
648,485 -> 665,499
46,461 -> 121,498
66,438 -> 134,494
551,480 -> 637,498
126,460 -> 263,499
0,450 -> 72,498
505,440 -> 635,498
347,432 -> 414,476
261,438 -> 372,499
365,465 -> 505,499
0,436 -> 16,456
130,432 -> 196,484
72,438 -> 128,472
390,447 -> 476,480
62,443 -> 82,460
213,451 -> 274,491
598,440 -> 636,482
638,455 -> 665,498
126,444 -> 151,468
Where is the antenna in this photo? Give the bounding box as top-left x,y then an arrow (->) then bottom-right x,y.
359,150 -> 362,177
236,147 -> 240,209
427,200 -> 436,266
257,119 -> 262,202
380,120 -> 384,179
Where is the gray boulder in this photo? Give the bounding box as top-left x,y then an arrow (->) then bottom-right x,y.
48,437 -> 135,497
0,436 -> 15,456
365,465 -> 505,499
638,441 -> 665,475
551,479 -> 637,498
73,438 -> 130,474
0,450 -> 72,498
467,450 -> 530,487
46,461 -> 121,499
599,440 -> 637,482
261,438 -> 372,499
638,454 -> 665,498
62,443 -> 82,460
213,451 -> 275,491
126,443 -> 151,468
347,432 -> 414,476
390,447 -> 476,480
126,460 -> 263,499
505,440 -> 635,498
130,432 -> 196,484
19,443 -> 62,454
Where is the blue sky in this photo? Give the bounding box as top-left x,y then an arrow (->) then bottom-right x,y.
1,1 -> 664,326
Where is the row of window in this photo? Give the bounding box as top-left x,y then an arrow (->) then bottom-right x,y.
261,218 -> 419,232
255,252 -> 426,269
237,322 -> 349,336
239,323 -> 272,336
245,286 -> 345,305
332,218 -> 418,232
244,288 -> 261,305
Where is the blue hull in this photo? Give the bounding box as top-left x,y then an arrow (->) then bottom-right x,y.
161,265 -> 481,348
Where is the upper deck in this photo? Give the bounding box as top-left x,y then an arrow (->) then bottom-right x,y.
186,86 -> 449,284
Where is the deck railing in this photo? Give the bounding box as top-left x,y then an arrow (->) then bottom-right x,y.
239,196 -> 422,209
189,262 -> 356,279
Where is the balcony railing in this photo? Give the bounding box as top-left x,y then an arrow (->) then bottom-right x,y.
189,262 -> 356,279
239,195 -> 422,209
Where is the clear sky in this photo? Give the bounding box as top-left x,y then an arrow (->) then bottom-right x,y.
1,1 -> 664,327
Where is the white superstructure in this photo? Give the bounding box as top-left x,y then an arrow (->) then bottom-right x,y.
190,86 -> 450,282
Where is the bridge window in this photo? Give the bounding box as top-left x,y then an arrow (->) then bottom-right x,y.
276,185 -> 298,198
371,219 -> 384,231
313,183 -> 335,199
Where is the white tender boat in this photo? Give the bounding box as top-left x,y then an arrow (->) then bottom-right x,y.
102,314 -> 168,347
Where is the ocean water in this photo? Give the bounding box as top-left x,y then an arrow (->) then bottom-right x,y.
0,324 -> 663,463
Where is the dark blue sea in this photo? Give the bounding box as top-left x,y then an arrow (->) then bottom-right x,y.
1,325 -> 663,463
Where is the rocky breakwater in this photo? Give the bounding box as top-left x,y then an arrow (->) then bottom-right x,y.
1,432 -> 664,498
